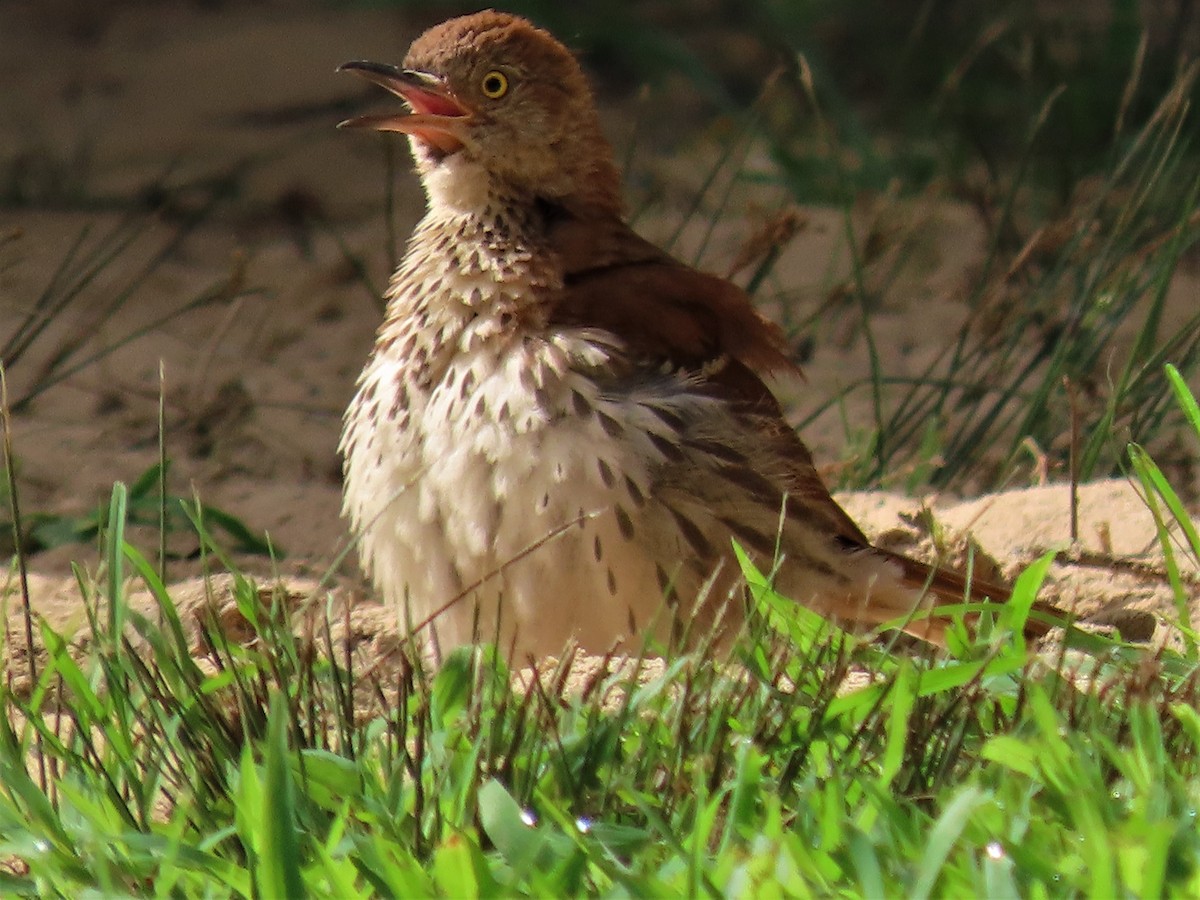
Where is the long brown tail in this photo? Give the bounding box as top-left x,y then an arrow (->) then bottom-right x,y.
874,547 -> 1067,642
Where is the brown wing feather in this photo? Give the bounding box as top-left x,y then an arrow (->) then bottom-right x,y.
713,367 -> 1064,640
705,358 -> 873,548
548,216 -> 797,375
546,215 -> 1064,642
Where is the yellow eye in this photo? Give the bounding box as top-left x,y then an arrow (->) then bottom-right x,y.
480,70 -> 509,99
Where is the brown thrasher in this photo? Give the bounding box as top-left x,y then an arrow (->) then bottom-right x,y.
338,11 -> 1058,657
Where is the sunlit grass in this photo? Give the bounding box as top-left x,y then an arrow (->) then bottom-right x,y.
0,479 -> 1198,895
785,62 -> 1200,492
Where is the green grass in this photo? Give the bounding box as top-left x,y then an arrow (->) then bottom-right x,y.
1129,364 -> 1200,656
1,404 -> 1199,895
0,540 -> 1196,896
777,59 -> 1200,492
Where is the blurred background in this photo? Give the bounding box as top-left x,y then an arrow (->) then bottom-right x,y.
0,0 -> 1197,570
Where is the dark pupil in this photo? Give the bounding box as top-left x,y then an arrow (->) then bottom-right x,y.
486,76 -> 502,94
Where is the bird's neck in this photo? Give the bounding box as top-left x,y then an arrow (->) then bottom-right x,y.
381,169 -> 555,346
381,154 -> 630,349
418,155 -> 504,219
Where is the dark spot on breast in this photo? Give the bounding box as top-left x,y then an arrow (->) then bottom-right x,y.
461,369 -> 476,398
648,404 -> 687,433
596,458 -> 615,488
624,475 -> 646,507
475,395 -> 488,417
597,411 -> 624,438
593,534 -> 603,561
668,507 -> 714,560
607,568 -> 618,596
655,563 -> 672,595
614,505 -> 635,541
648,433 -> 685,463
389,383 -> 410,421
571,390 -> 592,417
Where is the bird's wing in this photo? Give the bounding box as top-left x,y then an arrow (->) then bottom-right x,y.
547,215 -> 797,374
547,220 -> 1063,641
548,221 -> 865,544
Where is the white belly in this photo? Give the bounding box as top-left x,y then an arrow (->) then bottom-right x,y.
341,324 -> 690,657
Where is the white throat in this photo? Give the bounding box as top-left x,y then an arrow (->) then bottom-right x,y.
416,149 -> 497,218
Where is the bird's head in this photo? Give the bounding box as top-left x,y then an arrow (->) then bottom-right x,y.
339,11 -> 623,217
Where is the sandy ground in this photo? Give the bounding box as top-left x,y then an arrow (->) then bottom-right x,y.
1,2 -> 1197,680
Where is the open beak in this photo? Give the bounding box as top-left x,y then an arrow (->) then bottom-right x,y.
337,61 -> 471,155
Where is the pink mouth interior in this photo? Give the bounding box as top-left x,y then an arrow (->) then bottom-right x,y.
404,86 -> 466,118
